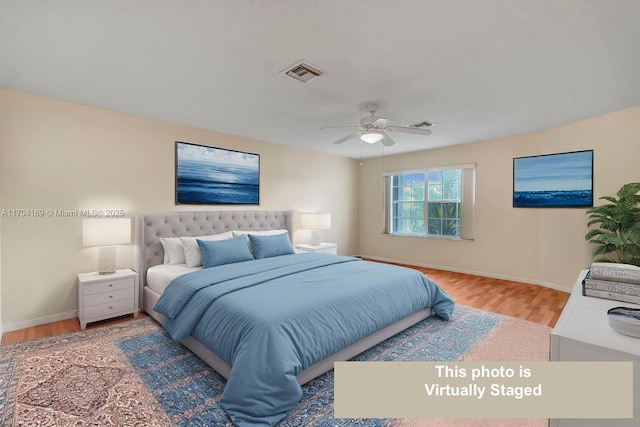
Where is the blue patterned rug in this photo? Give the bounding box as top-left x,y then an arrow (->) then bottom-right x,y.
116,306 -> 503,427
2,306 -> 548,427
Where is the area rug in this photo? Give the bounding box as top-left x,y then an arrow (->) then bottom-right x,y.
0,306 -> 550,426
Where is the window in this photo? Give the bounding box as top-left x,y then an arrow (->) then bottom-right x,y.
384,164 -> 475,239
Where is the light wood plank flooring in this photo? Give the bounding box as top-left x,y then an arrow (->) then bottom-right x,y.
412,266 -> 569,328
1,313 -> 148,346
1,266 -> 569,346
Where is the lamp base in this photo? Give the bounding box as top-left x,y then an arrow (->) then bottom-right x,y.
309,230 -> 321,246
98,246 -> 117,275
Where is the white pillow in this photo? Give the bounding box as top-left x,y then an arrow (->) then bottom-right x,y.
180,231 -> 234,268
232,229 -> 288,238
232,229 -> 288,252
160,237 -> 186,265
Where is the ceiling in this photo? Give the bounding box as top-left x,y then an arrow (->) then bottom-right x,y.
2,1 -> 640,159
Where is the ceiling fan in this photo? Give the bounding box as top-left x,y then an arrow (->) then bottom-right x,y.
322,103 -> 433,146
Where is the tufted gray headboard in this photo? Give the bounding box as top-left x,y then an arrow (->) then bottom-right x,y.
134,210 -> 293,305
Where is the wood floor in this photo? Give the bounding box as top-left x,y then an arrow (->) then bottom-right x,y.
413,266 -> 569,328
1,266 -> 570,346
1,312 -> 149,346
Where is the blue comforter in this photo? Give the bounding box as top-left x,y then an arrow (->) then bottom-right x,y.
154,254 -> 454,426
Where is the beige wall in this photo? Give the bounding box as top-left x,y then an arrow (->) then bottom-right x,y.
0,217 -> 3,339
0,88 -> 359,329
358,106 -> 640,291
2,86 -> 638,328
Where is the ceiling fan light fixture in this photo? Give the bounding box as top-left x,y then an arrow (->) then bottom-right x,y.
360,131 -> 384,144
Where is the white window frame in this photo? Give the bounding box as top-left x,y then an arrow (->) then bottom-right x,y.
383,163 -> 475,240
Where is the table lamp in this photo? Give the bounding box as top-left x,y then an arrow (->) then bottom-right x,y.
82,218 -> 131,274
300,213 -> 331,246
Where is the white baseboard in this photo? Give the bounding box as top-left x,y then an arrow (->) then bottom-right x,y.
3,310 -> 78,333
360,255 -> 570,293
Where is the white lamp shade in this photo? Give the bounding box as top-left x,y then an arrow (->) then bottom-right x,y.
360,131 -> 384,144
300,213 -> 331,230
82,218 -> 131,246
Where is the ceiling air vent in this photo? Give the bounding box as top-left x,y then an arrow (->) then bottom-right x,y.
281,60 -> 324,83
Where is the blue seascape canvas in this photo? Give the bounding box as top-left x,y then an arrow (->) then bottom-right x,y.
513,150 -> 593,208
176,141 -> 260,205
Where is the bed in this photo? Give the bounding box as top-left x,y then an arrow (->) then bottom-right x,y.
134,210 -> 454,426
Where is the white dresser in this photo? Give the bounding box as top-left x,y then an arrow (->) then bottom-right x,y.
550,270 -> 640,427
77,269 -> 139,330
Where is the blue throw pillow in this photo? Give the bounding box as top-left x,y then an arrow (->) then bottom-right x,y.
249,232 -> 295,259
197,235 -> 254,268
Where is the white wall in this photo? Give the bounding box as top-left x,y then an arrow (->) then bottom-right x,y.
0,88 -> 360,329
358,106 -> 640,291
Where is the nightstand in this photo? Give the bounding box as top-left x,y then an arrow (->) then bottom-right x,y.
77,268 -> 139,330
295,243 -> 338,255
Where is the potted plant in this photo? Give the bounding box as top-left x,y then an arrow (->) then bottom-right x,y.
585,182 -> 640,266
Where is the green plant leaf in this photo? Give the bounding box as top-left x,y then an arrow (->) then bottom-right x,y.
585,182 -> 640,264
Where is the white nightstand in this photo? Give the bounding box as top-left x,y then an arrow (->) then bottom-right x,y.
77,268 -> 139,330
295,243 -> 338,255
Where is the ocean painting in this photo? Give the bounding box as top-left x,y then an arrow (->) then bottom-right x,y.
176,141 -> 259,205
513,150 -> 593,208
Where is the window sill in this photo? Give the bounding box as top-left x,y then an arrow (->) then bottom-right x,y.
383,232 -> 474,241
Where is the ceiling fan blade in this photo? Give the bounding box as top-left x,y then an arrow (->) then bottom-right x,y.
332,131 -> 361,145
380,131 -> 395,146
386,126 -> 432,136
361,116 -> 388,127
373,117 -> 389,127
321,125 -> 361,130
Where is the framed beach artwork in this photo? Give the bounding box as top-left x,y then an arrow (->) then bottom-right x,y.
513,149 -> 593,208
175,141 -> 260,205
